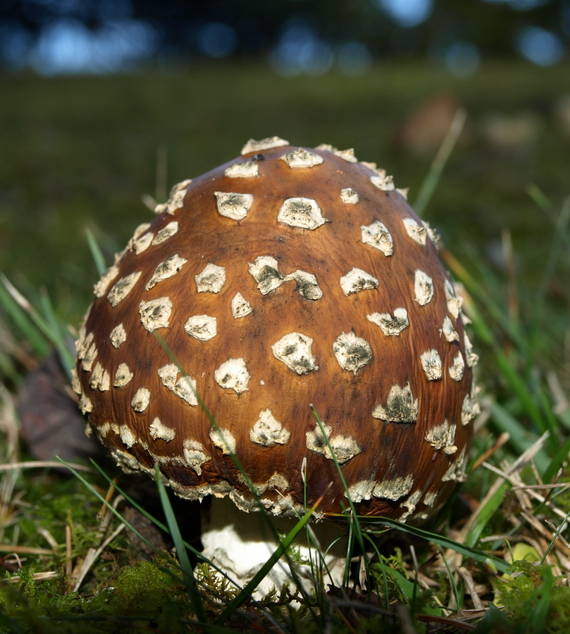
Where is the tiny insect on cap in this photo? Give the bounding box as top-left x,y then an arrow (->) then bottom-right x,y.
74,138 -> 477,522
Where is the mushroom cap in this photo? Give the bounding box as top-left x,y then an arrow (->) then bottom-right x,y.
74,138 -> 477,521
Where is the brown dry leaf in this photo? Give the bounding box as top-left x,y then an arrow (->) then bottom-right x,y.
16,350 -> 103,463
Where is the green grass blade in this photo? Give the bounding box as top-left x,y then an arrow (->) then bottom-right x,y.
541,509 -> 570,565
526,184 -> 551,214
413,108 -> 466,217
542,437 -> 570,483
152,332 -> 319,617
534,194 -> 570,305
38,288 -> 74,375
0,279 -> 50,358
362,532 -> 391,608
1,276 -> 55,342
445,250 -> 528,352
88,459 -> 241,588
310,406 -> 369,586
526,565 -> 554,634
493,354 -> 552,440
356,516 -> 509,573
85,228 -> 107,277
155,465 -> 204,621
58,458 -> 162,550
440,545 -> 462,612
488,400 -> 548,473
0,350 -> 19,384
372,560 -> 415,602
59,458 -> 230,604
534,380 -> 563,441
555,409 -> 570,433
1,275 -> 76,376
91,463 -> 290,631
464,481 -> 510,548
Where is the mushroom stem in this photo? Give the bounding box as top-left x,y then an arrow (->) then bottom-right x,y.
199,497 -> 348,599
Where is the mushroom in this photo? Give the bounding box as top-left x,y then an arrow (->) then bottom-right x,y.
74,137 -> 477,595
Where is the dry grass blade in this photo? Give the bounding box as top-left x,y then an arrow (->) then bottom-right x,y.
512,482 -> 570,491
521,511 -> 570,560
0,544 -> 52,555
471,432 -> 510,471
65,518 -> 73,582
0,461 -> 93,473
68,487 -> 126,593
458,567 -> 483,610
482,462 -> 568,521
467,434 -> 550,525
3,571 -> 58,584
447,433 -> 554,570
71,523 -> 126,593
37,527 -> 59,550
0,386 -> 20,543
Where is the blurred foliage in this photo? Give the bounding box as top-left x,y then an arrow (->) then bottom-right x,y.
1,62 -> 569,324
2,0 -> 569,60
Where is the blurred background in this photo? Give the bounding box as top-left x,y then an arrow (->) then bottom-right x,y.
0,0 -> 569,327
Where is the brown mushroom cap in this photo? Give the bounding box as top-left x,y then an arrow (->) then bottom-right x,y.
74,137 -> 478,521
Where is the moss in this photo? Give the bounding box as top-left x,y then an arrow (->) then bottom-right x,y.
17,474 -> 101,546
94,557 -> 191,628
492,561 -> 570,634
0,556 -> 194,634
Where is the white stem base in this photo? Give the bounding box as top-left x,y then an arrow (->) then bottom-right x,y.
199,497 -> 348,600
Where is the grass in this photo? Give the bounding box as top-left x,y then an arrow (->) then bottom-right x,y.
0,61 -> 569,631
